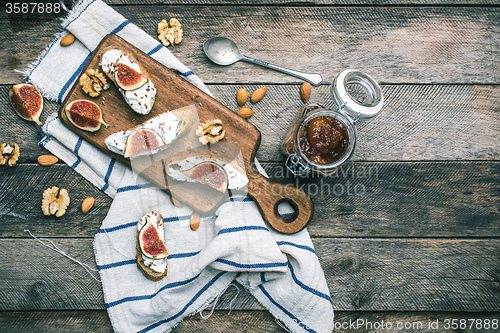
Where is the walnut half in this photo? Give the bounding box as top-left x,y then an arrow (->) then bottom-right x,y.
79,68 -> 110,97
0,143 -> 20,166
196,119 -> 225,144
42,187 -> 70,217
158,18 -> 183,47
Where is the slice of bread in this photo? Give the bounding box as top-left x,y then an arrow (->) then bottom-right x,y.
99,47 -> 156,115
136,221 -> 168,281
136,249 -> 168,281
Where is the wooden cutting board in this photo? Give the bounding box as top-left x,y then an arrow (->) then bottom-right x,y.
59,34 -> 313,234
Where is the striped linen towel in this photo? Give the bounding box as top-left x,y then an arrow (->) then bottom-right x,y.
27,0 -> 334,332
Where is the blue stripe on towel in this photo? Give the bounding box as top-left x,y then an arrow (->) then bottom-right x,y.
116,183 -> 156,193
164,214 -> 191,223
276,241 -> 316,255
147,44 -> 163,56
215,259 -> 288,270
98,221 -> 137,233
100,158 -> 116,192
168,251 -> 200,259
173,70 -> 195,77
288,263 -> 332,304
226,196 -> 253,203
57,52 -> 93,103
137,272 -> 226,333
70,137 -> 83,169
62,0 -> 97,29
106,273 -> 202,309
258,285 -> 317,333
97,259 -> 136,271
217,225 -> 268,236
110,20 -> 130,35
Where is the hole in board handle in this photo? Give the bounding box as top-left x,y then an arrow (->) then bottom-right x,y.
274,199 -> 299,223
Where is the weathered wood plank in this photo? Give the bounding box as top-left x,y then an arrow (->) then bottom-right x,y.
104,0 -> 500,4
2,6 -> 499,84
1,310 -> 500,333
0,164 -> 113,238
0,162 -> 498,238
1,84 -> 499,163
0,238 -> 498,311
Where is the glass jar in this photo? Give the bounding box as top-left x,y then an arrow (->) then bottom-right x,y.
282,69 -> 383,176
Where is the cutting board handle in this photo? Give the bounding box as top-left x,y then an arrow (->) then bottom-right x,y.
247,174 -> 314,234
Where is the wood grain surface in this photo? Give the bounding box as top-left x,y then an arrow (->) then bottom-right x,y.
2,6 -> 499,84
1,0 -> 499,332
0,238 -> 498,311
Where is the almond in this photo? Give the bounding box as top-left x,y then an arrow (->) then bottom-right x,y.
300,82 -> 311,103
81,197 -> 95,213
237,107 -> 253,119
170,195 -> 183,208
37,155 -> 59,166
190,212 -> 200,230
237,88 -> 248,106
60,33 -> 75,47
250,87 -> 267,103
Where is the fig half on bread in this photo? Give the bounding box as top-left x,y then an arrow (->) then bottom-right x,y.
137,211 -> 168,281
105,106 -> 196,158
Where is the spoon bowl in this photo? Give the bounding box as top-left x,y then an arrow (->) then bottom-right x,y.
203,36 -> 323,86
203,37 -> 242,66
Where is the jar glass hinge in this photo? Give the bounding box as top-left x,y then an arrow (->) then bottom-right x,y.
337,102 -> 360,124
285,153 -> 311,176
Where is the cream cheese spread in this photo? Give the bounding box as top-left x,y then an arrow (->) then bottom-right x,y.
105,111 -> 180,156
100,49 -> 156,115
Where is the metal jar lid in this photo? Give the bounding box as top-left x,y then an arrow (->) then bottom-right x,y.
331,69 -> 384,120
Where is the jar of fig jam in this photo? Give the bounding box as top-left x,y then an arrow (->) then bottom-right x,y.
282,69 -> 383,176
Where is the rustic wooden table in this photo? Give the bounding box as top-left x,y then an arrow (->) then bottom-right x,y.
1,0 -> 499,332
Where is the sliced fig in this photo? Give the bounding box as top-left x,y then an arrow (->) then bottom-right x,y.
182,161 -> 228,192
114,62 -> 148,91
9,83 -> 43,125
124,128 -> 164,158
139,213 -> 168,259
65,100 -> 108,132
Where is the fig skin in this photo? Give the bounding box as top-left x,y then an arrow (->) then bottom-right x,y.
9,83 -> 43,125
114,62 -> 148,91
64,100 -> 108,132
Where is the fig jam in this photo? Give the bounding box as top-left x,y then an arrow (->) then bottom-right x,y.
299,115 -> 348,164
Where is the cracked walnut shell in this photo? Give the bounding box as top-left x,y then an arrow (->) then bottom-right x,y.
79,68 -> 110,97
42,187 -> 70,217
0,143 -> 20,166
158,18 -> 183,47
196,119 -> 225,144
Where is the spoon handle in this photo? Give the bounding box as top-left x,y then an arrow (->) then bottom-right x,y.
241,55 -> 323,86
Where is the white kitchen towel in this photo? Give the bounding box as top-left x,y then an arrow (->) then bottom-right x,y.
27,1 -> 334,332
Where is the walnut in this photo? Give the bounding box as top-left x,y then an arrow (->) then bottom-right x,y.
42,187 -> 70,217
158,18 -> 183,47
0,143 -> 20,166
196,119 -> 225,144
79,68 -> 110,97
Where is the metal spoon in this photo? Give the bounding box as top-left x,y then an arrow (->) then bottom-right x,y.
203,37 -> 323,86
